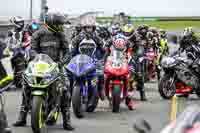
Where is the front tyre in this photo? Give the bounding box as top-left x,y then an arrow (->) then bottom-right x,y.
31,96 -> 44,133
112,85 -> 121,113
158,74 -> 176,99
72,83 -> 84,118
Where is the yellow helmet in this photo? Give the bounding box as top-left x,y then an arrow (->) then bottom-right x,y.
122,24 -> 134,36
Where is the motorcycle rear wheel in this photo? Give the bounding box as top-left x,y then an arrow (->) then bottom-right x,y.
112,85 -> 121,113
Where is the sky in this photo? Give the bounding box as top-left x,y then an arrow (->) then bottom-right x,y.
0,0 -> 199,19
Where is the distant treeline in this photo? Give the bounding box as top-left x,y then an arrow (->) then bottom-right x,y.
96,16 -> 200,23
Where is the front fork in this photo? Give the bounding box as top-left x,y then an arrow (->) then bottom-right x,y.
105,78 -> 128,100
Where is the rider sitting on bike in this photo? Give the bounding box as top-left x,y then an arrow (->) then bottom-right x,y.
173,27 -> 200,60
71,16 -> 105,100
104,32 -> 136,109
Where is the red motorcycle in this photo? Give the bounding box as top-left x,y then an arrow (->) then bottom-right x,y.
104,49 -> 131,112
144,48 -> 157,81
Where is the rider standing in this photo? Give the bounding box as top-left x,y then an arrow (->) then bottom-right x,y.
7,16 -> 30,90
122,24 -> 147,101
13,13 -> 74,131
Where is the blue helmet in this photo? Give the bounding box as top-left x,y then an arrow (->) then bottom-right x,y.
31,23 -> 39,30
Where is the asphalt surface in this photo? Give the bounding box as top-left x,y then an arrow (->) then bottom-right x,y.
3,81 -> 200,133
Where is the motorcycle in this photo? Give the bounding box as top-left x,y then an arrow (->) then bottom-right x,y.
65,39 -> 99,118
23,54 -> 62,133
134,104 -> 200,133
104,48 -> 129,112
158,54 -> 200,99
0,48 -> 13,133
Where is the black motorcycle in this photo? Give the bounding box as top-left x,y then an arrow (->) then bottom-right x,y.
158,53 -> 200,99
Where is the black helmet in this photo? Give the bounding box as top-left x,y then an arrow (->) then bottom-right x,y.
137,24 -> 149,36
183,27 -> 194,38
160,29 -> 167,38
45,13 -> 65,32
10,16 -> 24,31
46,13 -> 65,25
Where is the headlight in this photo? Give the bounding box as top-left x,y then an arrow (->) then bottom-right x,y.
161,57 -> 176,67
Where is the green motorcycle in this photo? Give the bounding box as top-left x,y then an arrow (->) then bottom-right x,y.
23,54 -> 62,133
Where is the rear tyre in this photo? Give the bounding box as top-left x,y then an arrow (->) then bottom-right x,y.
112,85 -> 121,113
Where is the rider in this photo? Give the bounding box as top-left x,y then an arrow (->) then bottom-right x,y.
71,16 -> 105,100
104,33 -> 136,109
110,23 -> 122,37
7,16 -> 30,90
122,24 -> 147,101
173,27 -> 199,58
71,24 -> 82,40
148,27 -> 160,50
159,29 -> 169,55
13,13 -> 74,131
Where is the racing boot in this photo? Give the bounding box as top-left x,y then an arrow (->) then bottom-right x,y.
137,78 -> 147,101
140,90 -> 147,101
62,111 -> 74,131
13,94 -> 29,127
0,110 -> 12,133
61,89 -> 74,131
97,76 -> 105,100
125,97 -> 136,110
4,127 -> 12,133
13,110 -> 27,127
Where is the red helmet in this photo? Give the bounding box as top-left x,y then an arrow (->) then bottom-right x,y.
113,38 -> 126,51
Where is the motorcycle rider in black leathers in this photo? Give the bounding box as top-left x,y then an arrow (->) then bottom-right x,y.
71,17 -> 105,100
71,24 -> 82,40
13,13 -> 74,131
7,16 -> 30,90
173,27 -> 199,58
129,24 -> 149,101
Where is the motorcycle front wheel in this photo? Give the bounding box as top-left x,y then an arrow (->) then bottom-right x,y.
158,74 -> 176,99
31,96 -> 45,133
72,82 -> 85,118
112,85 -> 121,113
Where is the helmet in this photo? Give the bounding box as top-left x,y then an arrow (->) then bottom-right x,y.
148,27 -> 158,34
45,13 -> 65,32
122,24 -> 135,37
28,22 -> 39,35
137,24 -> 149,36
146,32 -> 154,41
111,23 -> 121,36
10,16 -> 24,31
81,15 -> 96,34
183,27 -> 194,38
113,34 -> 126,51
160,29 -> 167,38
